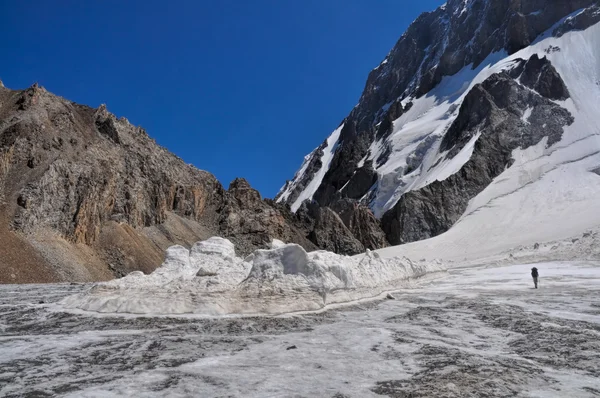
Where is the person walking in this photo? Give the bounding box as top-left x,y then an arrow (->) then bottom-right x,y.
531,267 -> 539,289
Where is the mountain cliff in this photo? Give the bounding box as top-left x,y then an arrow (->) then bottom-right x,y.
277,0 -> 600,245
0,84 -> 380,283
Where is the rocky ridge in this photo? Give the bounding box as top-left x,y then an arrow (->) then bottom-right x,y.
0,84 -> 378,283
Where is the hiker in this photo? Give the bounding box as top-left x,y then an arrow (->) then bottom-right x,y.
531,267 -> 539,289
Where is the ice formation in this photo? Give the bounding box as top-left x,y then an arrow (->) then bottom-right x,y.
60,237 -> 445,315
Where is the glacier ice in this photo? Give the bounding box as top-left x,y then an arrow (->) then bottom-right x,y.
60,237 -> 445,316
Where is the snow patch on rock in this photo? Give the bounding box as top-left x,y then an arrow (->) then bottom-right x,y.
286,124 -> 343,212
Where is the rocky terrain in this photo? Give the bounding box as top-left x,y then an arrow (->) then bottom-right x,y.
0,83 -> 380,283
277,0 -> 600,244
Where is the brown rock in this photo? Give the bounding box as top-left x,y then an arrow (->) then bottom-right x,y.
0,84 -> 323,283
308,207 -> 365,255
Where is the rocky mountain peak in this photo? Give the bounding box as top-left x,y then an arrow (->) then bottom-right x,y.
278,0 -> 600,252
228,178 -> 262,206
93,103 -> 122,144
228,177 -> 252,190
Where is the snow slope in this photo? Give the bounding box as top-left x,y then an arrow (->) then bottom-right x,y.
376,21 -> 600,262
369,51 -> 511,216
278,124 -> 343,212
371,17 -> 600,217
60,237 -> 444,316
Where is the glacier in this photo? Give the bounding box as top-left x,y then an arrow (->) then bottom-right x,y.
60,237 -> 445,316
3,250 -> 599,397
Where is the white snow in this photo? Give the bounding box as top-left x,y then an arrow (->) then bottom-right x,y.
426,129 -> 481,183
269,238 -> 286,249
368,51 -> 513,216
278,124 -> 343,212
526,10 -> 542,17
456,0 -> 471,17
521,107 -> 533,124
60,237 -> 445,316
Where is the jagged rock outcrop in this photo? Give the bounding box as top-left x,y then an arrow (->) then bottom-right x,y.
330,199 -> 389,250
218,178 -> 318,256
308,207 -> 365,255
518,54 -> 570,101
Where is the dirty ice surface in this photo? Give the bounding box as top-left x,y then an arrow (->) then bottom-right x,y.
1,259 -> 599,397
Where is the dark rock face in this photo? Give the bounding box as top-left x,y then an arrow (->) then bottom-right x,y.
518,55 -> 570,101
308,207 -> 365,255
218,179 -> 318,256
228,178 -> 262,207
330,199 -> 389,250
382,58 -> 574,244
376,100 -> 406,141
312,123 -> 373,207
340,160 -> 378,200
553,3 -> 600,37
94,105 -> 121,144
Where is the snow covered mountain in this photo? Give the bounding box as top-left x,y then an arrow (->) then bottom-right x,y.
277,0 -> 600,247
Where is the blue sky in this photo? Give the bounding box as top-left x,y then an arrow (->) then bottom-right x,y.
1,0 -> 444,198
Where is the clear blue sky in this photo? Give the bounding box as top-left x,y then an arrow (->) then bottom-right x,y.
1,0 -> 444,198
